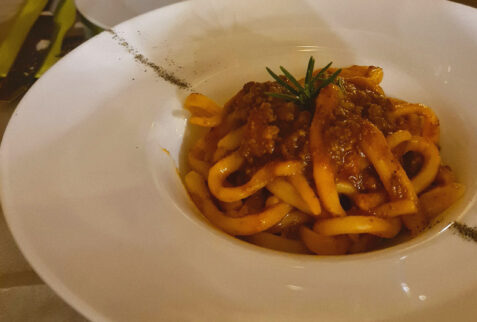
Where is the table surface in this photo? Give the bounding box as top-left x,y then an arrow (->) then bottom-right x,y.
0,0 -> 476,321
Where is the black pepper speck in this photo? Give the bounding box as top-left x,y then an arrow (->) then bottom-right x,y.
451,221 -> 477,243
106,29 -> 190,89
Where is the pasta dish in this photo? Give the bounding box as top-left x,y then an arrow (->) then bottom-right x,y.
183,57 -> 464,255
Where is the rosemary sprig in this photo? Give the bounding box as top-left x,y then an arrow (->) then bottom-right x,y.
265,56 -> 341,109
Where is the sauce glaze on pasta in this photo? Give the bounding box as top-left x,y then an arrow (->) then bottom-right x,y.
183,65 -> 465,255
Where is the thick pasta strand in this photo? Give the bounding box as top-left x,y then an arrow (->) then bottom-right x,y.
326,65 -> 383,84
388,103 -> 440,144
392,136 -> 440,194
188,136 -> 211,178
184,93 -> 223,127
188,113 -> 241,178
359,120 -> 418,217
351,192 -> 388,211
346,77 -> 384,94
336,181 -> 357,195
326,65 -> 384,93
386,130 -> 412,149
310,84 -> 346,216
313,216 -> 402,238
268,210 -> 312,234
401,209 -> 428,236
213,126 -> 245,162
245,232 -> 309,254
219,200 -> 243,217
435,166 -> 456,185
419,183 -> 466,218
372,200 -> 418,217
288,174 -> 322,215
185,171 -> 292,236
217,126 -> 246,149
335,181 -> 388,211
208,151 -> 302,202
348,234 -> 380,254
299,226 -> 350,255
267,177 -> 312,214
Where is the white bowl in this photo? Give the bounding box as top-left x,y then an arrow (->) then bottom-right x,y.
1,0 -> 477,321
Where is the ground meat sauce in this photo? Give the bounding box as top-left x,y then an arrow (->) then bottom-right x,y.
225,81 -> 312,178
324,81 -> 396,191
225,77 -> 404,192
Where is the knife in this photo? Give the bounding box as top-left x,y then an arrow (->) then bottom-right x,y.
0,0 -> 63,102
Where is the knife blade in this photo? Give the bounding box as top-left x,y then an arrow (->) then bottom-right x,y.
0,0 -> 63,102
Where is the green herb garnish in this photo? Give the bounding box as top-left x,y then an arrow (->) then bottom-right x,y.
265,56 -> 341,109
